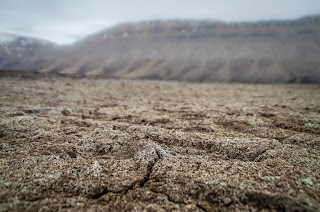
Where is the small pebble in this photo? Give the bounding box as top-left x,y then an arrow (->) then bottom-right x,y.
302,178 -> 313,186
224,197 -> 232,206
4,182 -> 12,187
220,182 -> 227,187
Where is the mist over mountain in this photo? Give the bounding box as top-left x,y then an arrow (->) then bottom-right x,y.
1,15 -> 320,83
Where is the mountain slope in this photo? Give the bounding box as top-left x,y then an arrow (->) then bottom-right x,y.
0,32 -> 56,71
1,16 -> 320,83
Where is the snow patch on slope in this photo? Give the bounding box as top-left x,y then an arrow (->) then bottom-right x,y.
4,46 -> 10,55
0,32 -> 17,44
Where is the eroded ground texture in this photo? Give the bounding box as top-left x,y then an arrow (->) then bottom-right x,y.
0,75 -> 319,211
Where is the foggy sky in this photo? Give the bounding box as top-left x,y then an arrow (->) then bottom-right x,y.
0,0 -> 319,44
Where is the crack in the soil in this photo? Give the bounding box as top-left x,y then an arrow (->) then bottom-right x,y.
195,203 -> 208,211
90,146 -> 208,211
92,148 -> 162,199
140,149 -> 161,187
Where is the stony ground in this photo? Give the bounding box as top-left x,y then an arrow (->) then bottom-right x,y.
0,74 -> 319,211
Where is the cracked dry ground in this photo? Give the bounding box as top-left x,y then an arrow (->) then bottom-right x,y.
0,76 -> 319,211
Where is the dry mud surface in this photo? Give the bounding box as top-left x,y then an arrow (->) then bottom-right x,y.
0,75 -> 319,211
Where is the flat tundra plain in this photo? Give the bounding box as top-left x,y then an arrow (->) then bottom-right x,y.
0,75 -> 319,211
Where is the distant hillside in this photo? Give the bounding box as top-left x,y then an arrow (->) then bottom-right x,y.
0,32 -> 56,71
1,16 -> 320,83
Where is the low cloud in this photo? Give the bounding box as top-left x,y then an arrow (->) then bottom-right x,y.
0,0 -> 319,44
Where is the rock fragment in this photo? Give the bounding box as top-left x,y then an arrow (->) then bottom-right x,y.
302,178 -> 313,186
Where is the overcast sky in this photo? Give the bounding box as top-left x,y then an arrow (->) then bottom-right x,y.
0,0 -> 319,44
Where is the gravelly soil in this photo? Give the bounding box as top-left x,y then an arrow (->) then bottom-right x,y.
0,75 -> 319,211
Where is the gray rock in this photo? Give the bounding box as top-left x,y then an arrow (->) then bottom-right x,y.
302,178 -> 313,186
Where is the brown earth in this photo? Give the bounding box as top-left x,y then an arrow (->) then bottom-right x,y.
0,73 -> 319,211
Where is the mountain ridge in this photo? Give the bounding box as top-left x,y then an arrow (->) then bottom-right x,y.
1,15 -> 320,83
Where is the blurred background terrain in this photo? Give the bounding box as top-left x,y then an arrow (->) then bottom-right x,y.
1,15 -> 320,83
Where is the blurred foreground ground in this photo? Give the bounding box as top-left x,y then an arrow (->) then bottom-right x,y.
0,73 -> 319,211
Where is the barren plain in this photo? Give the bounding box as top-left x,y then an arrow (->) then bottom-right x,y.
0,73 -> 319,211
